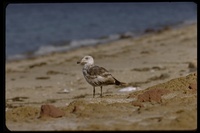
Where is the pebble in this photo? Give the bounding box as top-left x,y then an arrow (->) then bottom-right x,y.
188,60 -> 197,72
188,61 -> 197,69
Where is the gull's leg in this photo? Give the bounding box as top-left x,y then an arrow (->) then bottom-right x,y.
100,86 -> 103,98
93,86 -> 95,98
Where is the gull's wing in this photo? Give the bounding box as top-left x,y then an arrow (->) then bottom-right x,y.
87,65 -> 111,77
87,65 -> 117,85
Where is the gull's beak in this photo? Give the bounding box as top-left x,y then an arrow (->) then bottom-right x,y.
77,58 -> 82,64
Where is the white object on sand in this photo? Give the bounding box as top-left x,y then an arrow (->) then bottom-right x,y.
119,87 -> 141,92
57,88 -> 70,94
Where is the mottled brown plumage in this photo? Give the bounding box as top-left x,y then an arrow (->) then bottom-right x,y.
77,55 -> 125,98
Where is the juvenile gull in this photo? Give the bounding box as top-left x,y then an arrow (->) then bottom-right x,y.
77,55 -> 125,98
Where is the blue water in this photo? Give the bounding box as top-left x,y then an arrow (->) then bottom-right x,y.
6,2 -> 197,60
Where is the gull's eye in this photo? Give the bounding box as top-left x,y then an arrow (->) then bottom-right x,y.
85,57 -> 89,60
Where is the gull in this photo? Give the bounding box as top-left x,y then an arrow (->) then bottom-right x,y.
77,55 -> 125,98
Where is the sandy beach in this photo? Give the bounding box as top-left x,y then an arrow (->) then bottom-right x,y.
5,23 -> 197,131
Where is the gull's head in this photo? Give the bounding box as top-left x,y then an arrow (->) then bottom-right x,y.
77,55 -> 94,66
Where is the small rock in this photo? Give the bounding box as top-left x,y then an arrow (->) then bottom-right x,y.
188,61 -> 197,72
188,82 -> 197,91
188,61 -> 197,69
148,73 -> 170,81
144,28 -> 155,33
39,104 -> 65,118
120,32 -> 134,39
131,101 -> 144,108
71,105 -> 85,113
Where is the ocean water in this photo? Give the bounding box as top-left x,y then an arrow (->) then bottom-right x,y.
6,2 -> 197,60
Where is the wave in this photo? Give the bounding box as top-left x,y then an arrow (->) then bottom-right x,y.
6,20 -> 196,61
6,32 -> 135,61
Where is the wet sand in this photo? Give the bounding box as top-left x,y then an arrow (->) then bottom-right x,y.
6,23 -> 197,131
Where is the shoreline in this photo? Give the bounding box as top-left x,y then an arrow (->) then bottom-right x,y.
6,23 -> 197,130
6,21 -> 196,62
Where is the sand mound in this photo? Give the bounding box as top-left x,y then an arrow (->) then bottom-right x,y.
6,73 -> 197,130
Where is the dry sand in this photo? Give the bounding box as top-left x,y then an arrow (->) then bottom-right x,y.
5,23 -> 197,131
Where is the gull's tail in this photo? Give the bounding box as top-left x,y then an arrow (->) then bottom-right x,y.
114,78 -> 127,86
